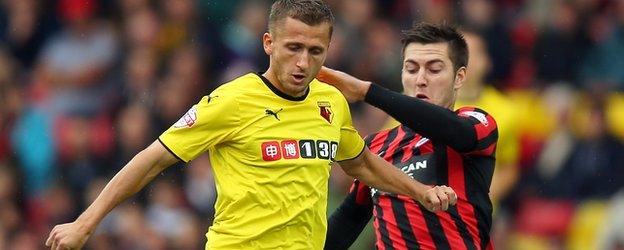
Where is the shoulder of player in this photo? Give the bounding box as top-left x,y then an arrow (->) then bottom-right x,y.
455,106 -> 498,126
209,73 -> 260,99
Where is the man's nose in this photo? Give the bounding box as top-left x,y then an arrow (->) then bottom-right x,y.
416,69 -> 427,87
296,51 -> 310,69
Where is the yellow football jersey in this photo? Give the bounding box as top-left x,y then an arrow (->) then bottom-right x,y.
159,73 -> 365,250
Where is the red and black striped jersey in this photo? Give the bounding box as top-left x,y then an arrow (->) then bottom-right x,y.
350,107 -> 497,250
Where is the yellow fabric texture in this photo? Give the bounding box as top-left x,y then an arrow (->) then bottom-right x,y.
159,73 -> 365,249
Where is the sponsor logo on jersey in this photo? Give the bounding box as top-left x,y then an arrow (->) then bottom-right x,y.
261,139 -> 338,161
173,106 -> 198,128
317,101 -> 333,124
370,154 -> 434,197
265,108 -> 283,121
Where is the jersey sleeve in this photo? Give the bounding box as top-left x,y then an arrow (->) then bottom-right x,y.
158,92 -> 240,162
456,107 -> 498,156
334,96 -> 365,161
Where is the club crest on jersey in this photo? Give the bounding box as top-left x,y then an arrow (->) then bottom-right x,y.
173,106 -> 198,128
318,101 -> 333,123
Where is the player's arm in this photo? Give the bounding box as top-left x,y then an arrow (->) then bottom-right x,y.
45,140 -> 178,250
325,180 -> 373,250
338,148 -> 456,212
318,67 -> 481,152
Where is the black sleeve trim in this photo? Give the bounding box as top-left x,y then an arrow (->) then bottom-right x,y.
157,138 -> 185,163
337,143 -> 366,162
364,83 -> 477,152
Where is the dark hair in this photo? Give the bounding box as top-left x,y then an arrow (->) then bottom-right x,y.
401,22 -> 468,72
268,0 -> 334,37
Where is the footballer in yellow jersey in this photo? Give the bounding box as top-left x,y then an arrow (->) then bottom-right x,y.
160,73 -> 364,249
45,2 -> 457,250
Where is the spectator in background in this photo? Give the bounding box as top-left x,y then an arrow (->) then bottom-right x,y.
121,6 -> 160,52
0,0 -> 55,69
580,4 -> 624,91
219,0 -> 269,81
118,47 -> 159,107
156,0 -> 199,57
0,48 -> 21,161
460,0 -> 512,88
38,0 -> 118,116
533,0 -> 590,87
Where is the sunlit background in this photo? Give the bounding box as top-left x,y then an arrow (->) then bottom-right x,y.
1,0 -> 623,249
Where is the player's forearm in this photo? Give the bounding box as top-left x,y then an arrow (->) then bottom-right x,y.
75,141 -> 176,231
342,150 -> 427,200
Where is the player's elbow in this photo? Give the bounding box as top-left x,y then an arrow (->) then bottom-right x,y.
338,157 -> 368,179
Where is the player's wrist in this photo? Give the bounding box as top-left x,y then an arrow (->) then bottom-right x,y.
358,81 -> 372,101
411,182 -> 429,202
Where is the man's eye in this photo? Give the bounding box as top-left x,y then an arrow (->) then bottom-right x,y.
310,49 -> 322,55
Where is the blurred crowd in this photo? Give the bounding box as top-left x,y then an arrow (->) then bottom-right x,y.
0,0 -> 623,249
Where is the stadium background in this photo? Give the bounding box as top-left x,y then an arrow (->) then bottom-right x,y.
1,0 -> 623,249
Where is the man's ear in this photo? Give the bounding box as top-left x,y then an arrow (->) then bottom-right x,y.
263,32 -> 273,55
454,66 -> 467,90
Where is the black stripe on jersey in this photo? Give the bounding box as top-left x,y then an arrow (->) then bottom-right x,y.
390,198 -> 420,249
464,162 -> 494,249
391,126 -> 416,164
364,134 -> 376,146
475,130 -> 498,151
475,203 -> 492,249
420,206 -> 451,250
378,127 -> 399,158
157,138 -> 185,162
434,142 -> 449,186
374,196 -> 395,250
448,206 -> 478,250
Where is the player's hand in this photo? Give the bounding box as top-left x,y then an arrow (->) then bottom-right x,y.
316,66 -> 371,102
418,185 -> 458,212
45,221 -> 92,250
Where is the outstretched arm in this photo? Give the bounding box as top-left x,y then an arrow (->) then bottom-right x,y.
45,140 -> 179,250
338,148 -> 456,213
317,67 -> 478,152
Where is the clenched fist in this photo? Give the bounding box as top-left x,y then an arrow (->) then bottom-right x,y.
418,185 -> 458,212
45,221 -> 92,250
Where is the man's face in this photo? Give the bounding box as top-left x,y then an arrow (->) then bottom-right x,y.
263,17 -> 331,97
401,42 -> 465,109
